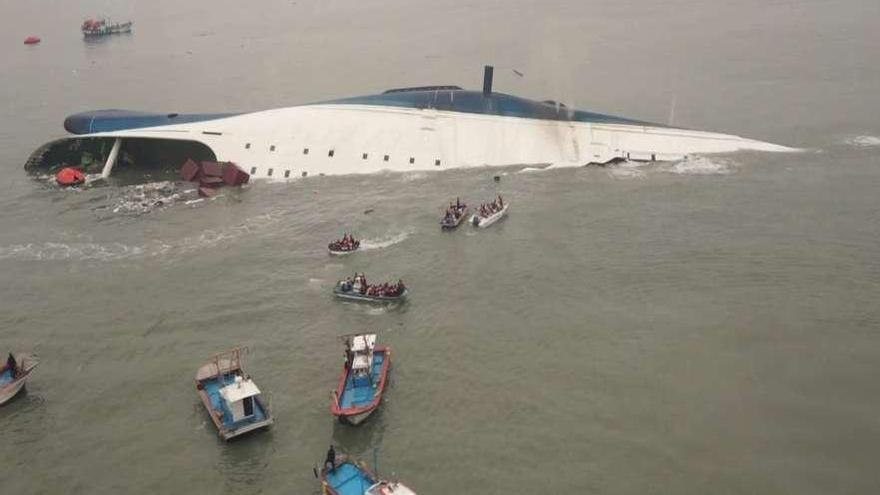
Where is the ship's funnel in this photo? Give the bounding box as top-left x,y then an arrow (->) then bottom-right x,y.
483,65 -> 494,96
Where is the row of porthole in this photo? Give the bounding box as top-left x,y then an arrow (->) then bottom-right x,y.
243,143 -> 442,167
250,167 -> 305,178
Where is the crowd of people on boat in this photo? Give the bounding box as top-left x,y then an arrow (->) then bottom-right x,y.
329,233 -> 360,252
341,273 -> 406,298
442,197 -> 467,224
478,195 -> 504,218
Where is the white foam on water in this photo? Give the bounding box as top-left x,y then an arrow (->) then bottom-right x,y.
606,160 -> 647,180
400,172 -> 428,182
844,135 -> 880,147
105,181 -> 195,216
0,242 -> 144,262
360,231 -> 411,251
662,155 -> 738,176
0,211 -> 284,263
517,167 -> 545,174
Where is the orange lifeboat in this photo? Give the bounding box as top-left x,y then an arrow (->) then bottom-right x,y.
55,167 -> 86,187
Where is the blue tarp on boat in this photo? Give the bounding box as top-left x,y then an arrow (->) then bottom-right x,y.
338,350 -> 386,409
0,367 -> 13,386
325,462 -> 375,495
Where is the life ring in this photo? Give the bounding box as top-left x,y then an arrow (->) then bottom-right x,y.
55,167 -> 85,187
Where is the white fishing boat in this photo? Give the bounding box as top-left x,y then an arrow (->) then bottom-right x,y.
471,203 -> 508,228
0,353 -> 39,405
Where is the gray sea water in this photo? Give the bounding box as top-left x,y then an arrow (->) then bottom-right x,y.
2,1 -> 880,493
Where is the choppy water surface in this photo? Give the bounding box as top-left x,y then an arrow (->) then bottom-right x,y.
2,1 -> 880,494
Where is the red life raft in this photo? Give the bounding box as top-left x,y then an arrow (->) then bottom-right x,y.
24,36 -> 41,45
55,167 -> 85,187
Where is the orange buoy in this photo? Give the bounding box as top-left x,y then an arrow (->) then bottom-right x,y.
24,36 -> 41,45
55,167 -> 86,187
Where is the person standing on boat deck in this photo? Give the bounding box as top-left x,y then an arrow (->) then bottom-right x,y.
325,445 -> 336,473
6,353 -> 16,378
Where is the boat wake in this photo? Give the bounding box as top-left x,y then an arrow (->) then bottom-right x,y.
360,231 -> 411,251
844,135 -> 880,147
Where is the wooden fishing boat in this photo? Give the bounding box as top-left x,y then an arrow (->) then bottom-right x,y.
82,18 -> 132,37
319,451 -> 417,495
471,202 -> 509,228
330,334 -> 390,425
440,201 -> 468,229
195,347 -> 273,440
0,353 -> 38,405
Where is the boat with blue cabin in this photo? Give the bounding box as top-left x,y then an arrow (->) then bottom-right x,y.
195,347 -> 273,440
320,451 -> 417,495
1,353 -> 39,406
331,334 -> 390,425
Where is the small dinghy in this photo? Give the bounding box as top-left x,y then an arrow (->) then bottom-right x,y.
334,273 -> 408,304
319,447 -> 418,495
440,198 -> 468,229
195,347 -> 273,440
471,195 -> 508,228
329,233 -> 360,255
331,334 -> 390,425
1,353 -> 39,405
23,36 -> 41,45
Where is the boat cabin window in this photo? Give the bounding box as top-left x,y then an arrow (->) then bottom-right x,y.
435,159 -> 441,166
270,145 -> 276,152
267,168 -> 273,176
250,166 -> 257,174
303,148 -> 309,155
284,170 -> 290,178
409,157 -> 415,164
362,153 -> 368,160
384,155 -> 389,162
245,143 -> 251,149
302,171 -> 307,177
328,149 -> 335,157
242,396 -> 254,417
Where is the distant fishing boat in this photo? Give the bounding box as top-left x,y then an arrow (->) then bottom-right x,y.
330,334 -> 390,425
318,449 -> 417,495
195,347 -> 273,440
81,18 -> 132,37
1,353 -> 39,405
23,36 -> 41,45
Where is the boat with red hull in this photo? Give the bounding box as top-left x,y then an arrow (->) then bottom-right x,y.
330,334 -> 391,425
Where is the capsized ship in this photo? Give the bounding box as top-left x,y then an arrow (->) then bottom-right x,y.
24,66 -> 795,182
